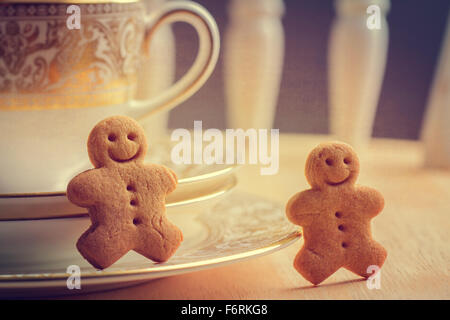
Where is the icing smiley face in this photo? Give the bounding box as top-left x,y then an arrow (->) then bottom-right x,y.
87,116 -> 148,168
305,142 -> 360,189
107,131 -> 141,162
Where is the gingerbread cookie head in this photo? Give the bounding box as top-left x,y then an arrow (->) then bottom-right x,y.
87,115 -> 148,168
305,142 -> 360,189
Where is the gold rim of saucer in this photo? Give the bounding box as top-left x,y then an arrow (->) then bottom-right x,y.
2,0 -> 139,4
0,231 -> 301,282
0,165 -> 239,199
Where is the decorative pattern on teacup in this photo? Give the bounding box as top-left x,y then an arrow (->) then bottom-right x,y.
0,2 -> 144,110
0,3 -> 140,18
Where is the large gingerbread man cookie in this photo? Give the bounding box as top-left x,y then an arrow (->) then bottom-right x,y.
67,115 -> 183,269
286,142 -> 387,285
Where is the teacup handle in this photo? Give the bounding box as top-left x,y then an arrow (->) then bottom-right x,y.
129,1 -> 219,122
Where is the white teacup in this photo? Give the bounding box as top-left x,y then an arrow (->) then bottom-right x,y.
0,0 -> 219,194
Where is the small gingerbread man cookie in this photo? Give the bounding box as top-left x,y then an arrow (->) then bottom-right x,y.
286,142 -> 387,285
67,115 -> 183,269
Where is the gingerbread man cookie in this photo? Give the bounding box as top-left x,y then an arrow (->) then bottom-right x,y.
67,115 -> 183,269
286,142 -> 387,285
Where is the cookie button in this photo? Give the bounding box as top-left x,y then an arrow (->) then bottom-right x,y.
335,211 -> 342,218
130,199 -> 138,206
338,225 -> 345,231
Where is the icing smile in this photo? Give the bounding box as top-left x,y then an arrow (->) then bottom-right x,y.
108,147 -> 140,163
325,173 -> 351,186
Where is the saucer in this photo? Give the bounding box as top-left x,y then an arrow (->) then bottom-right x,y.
0,174 -> 237,271
0,165 -> 238,220
0,193 -> 300,298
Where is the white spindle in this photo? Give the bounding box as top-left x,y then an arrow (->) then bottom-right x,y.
422,11 -> 450,168
328,0 -> 390,149
224,0 -> 285,130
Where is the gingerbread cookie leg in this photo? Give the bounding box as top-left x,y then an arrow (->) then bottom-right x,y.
294,247 -> 343,285
344,241 -> 387,278
77,224 -> 135,269
134,217 -> 183,262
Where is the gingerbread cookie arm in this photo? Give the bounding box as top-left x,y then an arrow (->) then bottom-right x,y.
286,190 -> 321,227
354,185 -> 385,217
163,166 -> 177,193
67,170 -> 99,207
149,164 -> 178,194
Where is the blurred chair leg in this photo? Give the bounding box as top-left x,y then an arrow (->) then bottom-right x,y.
224,0 -> 285,130
421,10 -> 450,169
136,0 -> 176,142
328,0 -> 390,150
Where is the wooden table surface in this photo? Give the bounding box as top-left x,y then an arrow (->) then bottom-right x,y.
65,134 -> 450,300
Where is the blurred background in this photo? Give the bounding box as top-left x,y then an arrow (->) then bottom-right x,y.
160,0 -> 450,140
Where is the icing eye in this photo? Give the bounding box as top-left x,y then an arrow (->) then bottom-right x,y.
127,133 -> 136,141
344,158 -> 351,164
108,134 -> 116,142
325,158 -> 333,166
